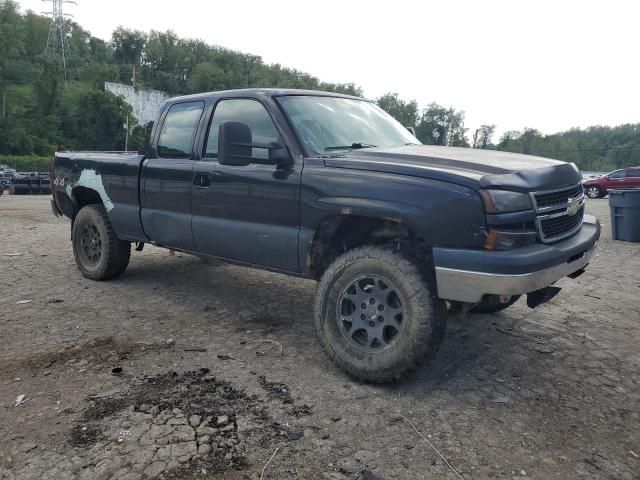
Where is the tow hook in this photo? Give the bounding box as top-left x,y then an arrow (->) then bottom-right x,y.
526,286 -> 561,309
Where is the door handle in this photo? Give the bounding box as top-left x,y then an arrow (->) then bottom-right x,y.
193,174 -> 211,187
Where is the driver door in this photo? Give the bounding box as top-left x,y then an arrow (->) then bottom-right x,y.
190,98 -> 301,272
604,169 -> 627,190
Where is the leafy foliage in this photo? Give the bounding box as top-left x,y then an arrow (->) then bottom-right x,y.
0,0 -> 360,157
496,126 -> 640,171
376,92 -> 640,170
375,94 -> 468,147
0,154 -> 49,171
1,0 -> 637,172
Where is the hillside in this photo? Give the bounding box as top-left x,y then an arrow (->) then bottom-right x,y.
1,0 -> 638,172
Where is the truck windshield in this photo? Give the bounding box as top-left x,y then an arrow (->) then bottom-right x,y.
277,95 -> 420,155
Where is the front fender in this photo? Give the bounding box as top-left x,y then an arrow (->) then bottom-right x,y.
301,165 -> 486,250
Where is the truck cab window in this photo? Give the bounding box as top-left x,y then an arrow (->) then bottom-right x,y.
204,99 -> 280,160
157,101 -> 204,158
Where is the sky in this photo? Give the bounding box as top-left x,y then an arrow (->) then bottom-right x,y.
18,0 -> 640,140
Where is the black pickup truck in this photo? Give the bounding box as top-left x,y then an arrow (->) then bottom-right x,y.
51,88 -> 600,382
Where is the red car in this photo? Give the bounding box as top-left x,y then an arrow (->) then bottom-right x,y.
583,167 -> 640,198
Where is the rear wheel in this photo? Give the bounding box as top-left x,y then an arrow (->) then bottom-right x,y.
314,247 -> 447,383
72,204 -> 131,280
586,185 -> 603,198
470,295 -> 521,314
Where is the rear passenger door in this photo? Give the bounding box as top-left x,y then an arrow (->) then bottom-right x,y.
191,98 -> 301,272
141,101 -> 205,250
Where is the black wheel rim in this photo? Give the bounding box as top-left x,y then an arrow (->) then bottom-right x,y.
80,223 -> 102,266
336,274 -> 407,352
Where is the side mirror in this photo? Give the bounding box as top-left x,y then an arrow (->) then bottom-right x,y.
218,121 -> 252,166
269,145 -> 292,169
406,126 -> 416,136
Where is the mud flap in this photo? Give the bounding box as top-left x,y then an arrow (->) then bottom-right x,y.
567,267 -> 586,279
526,286 -> 561,309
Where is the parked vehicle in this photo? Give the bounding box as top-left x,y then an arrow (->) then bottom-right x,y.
583,167 -> 640,198
1,175 -> 10,191
51,88 -> 600,382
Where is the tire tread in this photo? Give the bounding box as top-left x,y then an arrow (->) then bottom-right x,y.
72,204 -> 130,280
314,246 -> 446,383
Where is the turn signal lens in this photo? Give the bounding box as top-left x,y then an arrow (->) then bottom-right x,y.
484,229 -> 537,250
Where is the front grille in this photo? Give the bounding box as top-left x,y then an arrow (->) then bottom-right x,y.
533,184 -> 584,210
532,183 -> 585,242
540,206 -> 584,239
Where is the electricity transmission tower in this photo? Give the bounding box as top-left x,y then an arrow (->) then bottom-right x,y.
42,0 -> 76,82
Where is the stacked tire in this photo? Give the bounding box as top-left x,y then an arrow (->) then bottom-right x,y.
8,176 -> 52,195
9,179 -> 31,195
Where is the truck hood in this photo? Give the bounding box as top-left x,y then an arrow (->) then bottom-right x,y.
323,145 -> 582,191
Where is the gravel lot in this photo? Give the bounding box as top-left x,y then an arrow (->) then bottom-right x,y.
0,196 -> 638,480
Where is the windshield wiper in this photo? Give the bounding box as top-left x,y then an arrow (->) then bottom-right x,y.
324,142 -> 377,151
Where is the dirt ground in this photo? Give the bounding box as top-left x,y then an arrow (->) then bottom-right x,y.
0,195 -> 638,480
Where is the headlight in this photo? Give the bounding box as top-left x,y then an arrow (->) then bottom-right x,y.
479,189 -> 532,213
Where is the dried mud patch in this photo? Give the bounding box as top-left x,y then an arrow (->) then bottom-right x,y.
1,335 -> 167,376
257,375 -> 293,404
43,369 -> 276,479
68,424 -> 102,448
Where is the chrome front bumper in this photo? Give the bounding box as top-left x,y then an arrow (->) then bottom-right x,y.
434,215 -> 600,303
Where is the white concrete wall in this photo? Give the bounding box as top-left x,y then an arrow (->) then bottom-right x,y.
104,82 -> 169,126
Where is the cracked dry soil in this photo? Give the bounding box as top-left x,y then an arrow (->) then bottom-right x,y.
0,196 -> 639,479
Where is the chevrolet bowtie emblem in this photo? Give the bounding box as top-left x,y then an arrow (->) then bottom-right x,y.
567,197 -> 580,216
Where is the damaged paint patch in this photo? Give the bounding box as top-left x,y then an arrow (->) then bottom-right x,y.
69,169 -> 114,212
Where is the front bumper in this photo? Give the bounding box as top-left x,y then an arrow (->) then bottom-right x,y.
434,215 -> 600,303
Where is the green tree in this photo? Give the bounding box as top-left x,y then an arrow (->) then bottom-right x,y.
415,103 -> 468,146
376,93 -> 418,127
187,62 -> 226,93
112,27 -> 147,86
472,124 -> 496,149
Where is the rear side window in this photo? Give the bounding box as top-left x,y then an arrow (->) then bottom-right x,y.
204,99 -> 280,160
157,101 -> 204,158
626,170 -> 640,178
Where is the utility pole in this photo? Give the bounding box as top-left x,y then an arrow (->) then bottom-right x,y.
43,0 -> 76,83
124,115 -> 129,152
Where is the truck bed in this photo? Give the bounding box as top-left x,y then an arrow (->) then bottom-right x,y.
51,151 -> 147,242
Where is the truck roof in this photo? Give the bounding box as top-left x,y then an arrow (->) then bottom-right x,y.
167,88 -> 365,104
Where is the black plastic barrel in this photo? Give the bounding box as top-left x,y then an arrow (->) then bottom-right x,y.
609,189 -> 640,242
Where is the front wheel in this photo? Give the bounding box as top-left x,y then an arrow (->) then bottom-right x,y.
585,185 -> 603,198
72,204 -> 131,280
314,247 -> 447,383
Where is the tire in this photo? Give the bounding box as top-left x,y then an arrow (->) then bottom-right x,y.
314,247 -> 447,383
470,295 -> 521,314
585,185 -> 603,199
72,204 -> 131,280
